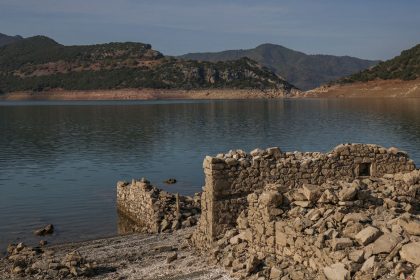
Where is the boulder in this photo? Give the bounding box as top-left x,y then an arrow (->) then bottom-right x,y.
270,267 -> 282,279
349,250 -> 364,263
415,267 -> 420,280
301,184 -> 321,202
332,238 -> 353,251
323,263 -> 350,280
360,256 -> 376,272
338,186 -> 358,201
399,242 -> 420,266
355,226 -> 381,246
259,191 -> 283,207
342,213 -> 371,224
369,233 -> 401,255
401,220 -> 420,236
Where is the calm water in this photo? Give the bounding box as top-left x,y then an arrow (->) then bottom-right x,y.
1,98 -> 420,250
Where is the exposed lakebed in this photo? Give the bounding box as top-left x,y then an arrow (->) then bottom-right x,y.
1,98 -> 420,250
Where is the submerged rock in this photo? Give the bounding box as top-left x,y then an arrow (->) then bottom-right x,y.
34,224 -> 54,236
164,178 -> 177,184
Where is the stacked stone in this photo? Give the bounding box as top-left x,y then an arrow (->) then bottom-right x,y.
6,243 -> 95,278
206,169 -> 420,280
117,178 -> 161,232
117,178 -> 201,233
193,144 -> 416,248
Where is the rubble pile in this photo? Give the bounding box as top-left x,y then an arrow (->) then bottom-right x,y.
206,170 -> 420,279
5,243 -> 95,278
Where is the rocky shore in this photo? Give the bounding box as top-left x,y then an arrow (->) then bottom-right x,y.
0,228 -> 231,280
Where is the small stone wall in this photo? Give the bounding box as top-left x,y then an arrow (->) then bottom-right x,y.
117,178 -> 200,233
193,144 -> 416,247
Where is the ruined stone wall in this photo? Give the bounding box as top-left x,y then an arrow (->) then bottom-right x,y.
193,144 -> 416,247
210,171 -> 420,279
117,178 -> 201,233
117,178 -> 162,233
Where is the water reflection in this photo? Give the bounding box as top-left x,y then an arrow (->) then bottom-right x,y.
117,210 -> 148,235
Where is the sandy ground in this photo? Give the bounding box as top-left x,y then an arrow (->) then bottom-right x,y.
0,88 -> 290,101
0,228 -> 232,280
302,79 -> 420,98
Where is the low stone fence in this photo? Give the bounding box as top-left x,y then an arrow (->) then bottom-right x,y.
117,178 -> 200,233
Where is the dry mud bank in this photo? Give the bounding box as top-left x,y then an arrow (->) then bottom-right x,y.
302,79 -> 420,98
0,89 -> 293,101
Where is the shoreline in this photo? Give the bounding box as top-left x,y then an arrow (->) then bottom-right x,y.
302,78 -> 420,98
1,80 -> 420,101
0,88 -> 293,101
0,228 -> 231,279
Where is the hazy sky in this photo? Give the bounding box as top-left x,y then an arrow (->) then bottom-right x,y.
1,0 -> 419,60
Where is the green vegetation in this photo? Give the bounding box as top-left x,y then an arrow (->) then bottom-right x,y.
339,44 -> 420,84
0,36 -> 159,71
0,36 -> 293,93
180,43 -> 379,90
0,33 -> 23,47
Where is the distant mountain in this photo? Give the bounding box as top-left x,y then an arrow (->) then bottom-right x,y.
180,44 -> 379,90
339,43 -> 420,83
0,36 -> 296,95
0,33 -> 23,47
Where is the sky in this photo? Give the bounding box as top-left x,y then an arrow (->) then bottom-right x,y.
0,0 -> 419,60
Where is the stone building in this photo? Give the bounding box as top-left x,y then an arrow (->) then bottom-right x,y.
116,143 -> 419,279
191,144 -> 420,279
192,143 -> 416,247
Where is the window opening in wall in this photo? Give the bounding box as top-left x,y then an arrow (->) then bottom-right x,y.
359,163 -> 371,176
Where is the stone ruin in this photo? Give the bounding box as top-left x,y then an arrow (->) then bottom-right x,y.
116,143 -> 420,279
192,144 -> 416,246
117,178 -> 201,233
191,144 -> 420,280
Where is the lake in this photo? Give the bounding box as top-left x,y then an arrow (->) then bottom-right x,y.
1,98 -> 419,250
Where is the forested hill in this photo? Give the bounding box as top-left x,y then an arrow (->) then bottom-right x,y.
0,36 -> 297,94
0,33 -> 23,47
339,44 -> 420,83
